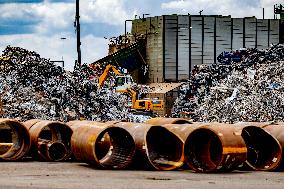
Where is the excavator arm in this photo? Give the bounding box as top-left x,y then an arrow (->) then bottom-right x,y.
98,64 -> 122,88
125,88 -> 137,109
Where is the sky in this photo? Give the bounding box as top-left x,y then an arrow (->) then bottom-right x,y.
0,0 -> 283,70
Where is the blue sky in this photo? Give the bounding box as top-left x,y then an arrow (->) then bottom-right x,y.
0,0 -> 282,70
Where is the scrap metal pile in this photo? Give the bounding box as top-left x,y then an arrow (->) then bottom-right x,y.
1,118 -> 284,173
172,44 -> 284,123
0,46 -> 132,122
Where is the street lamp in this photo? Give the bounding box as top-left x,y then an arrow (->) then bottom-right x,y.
60,37 -> 66,68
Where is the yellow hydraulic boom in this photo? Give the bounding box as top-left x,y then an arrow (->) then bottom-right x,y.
94,64 -> 164,112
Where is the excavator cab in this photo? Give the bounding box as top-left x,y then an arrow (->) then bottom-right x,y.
98,64 -> 134,92
115,75 -> 133,92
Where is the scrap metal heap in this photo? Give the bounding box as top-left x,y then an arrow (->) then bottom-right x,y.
172,44 -> 284,123
0,46 -> 132,122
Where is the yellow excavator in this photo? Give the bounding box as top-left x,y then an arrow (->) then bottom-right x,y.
98,64 -> 133,92
97,64 -> 164,112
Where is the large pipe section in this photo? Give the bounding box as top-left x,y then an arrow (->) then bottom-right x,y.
146,117 -> 192,125
111,121 -> 184,170
0,119 -> 31,160
147,118 -> 248,172
257,123 -> 284,171
184,123 -> 247,172
234,122 -> 282,171
23,119 -> 72,161
69,121 -> 135,169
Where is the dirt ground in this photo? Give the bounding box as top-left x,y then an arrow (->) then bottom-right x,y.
0,162 -> 283,189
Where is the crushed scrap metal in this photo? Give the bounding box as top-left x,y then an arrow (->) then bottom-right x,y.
172,44 -> 284,123
0,46 -> 146,122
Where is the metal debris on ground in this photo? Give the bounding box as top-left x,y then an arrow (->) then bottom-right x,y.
172,44 -> 284,123
0,46 -> 134,122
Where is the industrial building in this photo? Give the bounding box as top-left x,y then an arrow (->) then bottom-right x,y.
131,15 -> 281,82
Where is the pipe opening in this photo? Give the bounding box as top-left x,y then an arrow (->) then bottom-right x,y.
146,126 -> 183,169
38,140 -> 67,161
95,133 -> 111,160
241,126 -> 281,170
37,123 -> 72,161
0,120 -> 30,160
0,124 -> 13,155
184,128 -> 223,172
47,142 -> 67,160
95,127 -> 135,169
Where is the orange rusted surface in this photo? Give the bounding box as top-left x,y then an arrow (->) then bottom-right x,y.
146,117 -> 191,125
111,122 -> 184,170
260,123 -> 284,171
70,121 -> 135,169
22,120 -> 72,161
233,122 -> 282,171
184,123 -> 247,172
0,119 -> 31,160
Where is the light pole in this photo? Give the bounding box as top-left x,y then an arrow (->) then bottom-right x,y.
60,37 -> 66,64
75,0 -> 81,67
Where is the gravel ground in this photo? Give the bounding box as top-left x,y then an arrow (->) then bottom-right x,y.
0,162 -> 284,189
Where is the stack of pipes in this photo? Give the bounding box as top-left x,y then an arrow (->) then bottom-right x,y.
2,118 -> 284,173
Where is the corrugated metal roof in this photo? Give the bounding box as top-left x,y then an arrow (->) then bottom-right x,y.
147,83 -> 183,94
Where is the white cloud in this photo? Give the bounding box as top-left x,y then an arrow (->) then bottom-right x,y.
161,0 -> 282,19
0,0 -> 134,35
81,34 -> 108,65
0,33 -> 108,71
81,0 -> 132,25
0,3 -> 39,23
33,2 -> 75,34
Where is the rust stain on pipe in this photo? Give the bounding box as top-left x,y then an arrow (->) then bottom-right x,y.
67,120 -> 107,130
68,121 -> 113,160
0,119 -> 31,160
146,117 -> 192,125
70,121 -> 135,169
22,120 -> 72,161
184,123 -> 247,172
111,122 -> 184,170
0,143 -> 13,154
234,122 -> 282,171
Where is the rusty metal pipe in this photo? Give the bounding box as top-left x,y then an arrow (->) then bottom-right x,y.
22,120 -> 73,161
233,123 -> 282,171
184,123 -> 247,172
0,143 -> 13,155
146,117 -> 192,125
70,121 -> 135,169
111,122 -> 184,170
68,121 -> 112,160
0,119 -> 31,160
257,123 -> 284,171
